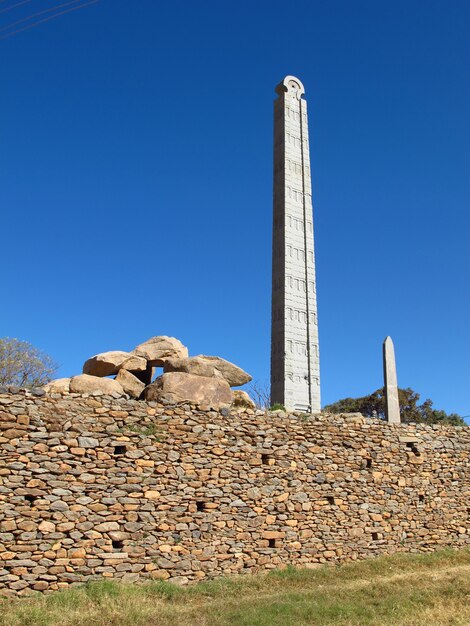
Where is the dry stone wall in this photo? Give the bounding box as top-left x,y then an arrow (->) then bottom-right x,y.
1,387 -> 469,596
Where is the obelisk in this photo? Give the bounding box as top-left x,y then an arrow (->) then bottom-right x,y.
270,76 -> 320,412
383,336 -> 401,424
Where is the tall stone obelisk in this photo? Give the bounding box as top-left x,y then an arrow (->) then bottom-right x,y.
383,336 -> 401,424
271,76 -> 320,412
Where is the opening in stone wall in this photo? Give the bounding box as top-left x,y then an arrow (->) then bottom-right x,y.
327,496 -> 335,505
113,445 -> 127,455
406,441 -> 420,456
112,539 -> 124,551
371,532 -> 379,541
261,454 -> 271,465
366,458 -> 372,469
268,538 -> 276,548
419,494 -> 425,504
24,494 -> 36,504
196,501 -> 206,512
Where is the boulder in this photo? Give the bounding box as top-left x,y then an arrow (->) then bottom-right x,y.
115,369 -> 145,399
340,412 -> 365,424
163,356 -> 223,379
143,372 -> 232,409
120,355 -> 148,372
132,336 -> 188,366
43,378 -> 71,394
232,389 -> 256,409
83,351 -> 147,377
69,374 -> 124,396
194,355 -> 252,387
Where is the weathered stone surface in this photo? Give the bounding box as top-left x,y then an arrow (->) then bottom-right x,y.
132,336 -> 188,366
77,437 -> 99,448
144,372 -> 232,408
340,412 -> 365,424
271,76 -> 320,412
383,336 -> 400,424
83,351 -> 146,377
0,388 -> 469,596
69,374 -> 124,396
193,355 -> 252,387
115,369 -> 145,399
232,390 -> 256,409
163,356 -> 222,379
120,355 -> 148,372
43,378 -> 71,394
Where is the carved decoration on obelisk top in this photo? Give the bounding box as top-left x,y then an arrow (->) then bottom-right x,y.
271,75 -> 320,412
383,336 -> 401,424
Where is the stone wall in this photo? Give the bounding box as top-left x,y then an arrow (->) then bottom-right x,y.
1,388 -> 469,596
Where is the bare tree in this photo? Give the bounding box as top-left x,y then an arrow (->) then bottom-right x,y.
0,337 -> 58,388
248,380 -> 271,409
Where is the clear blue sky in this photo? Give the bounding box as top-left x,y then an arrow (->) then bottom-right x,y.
1,0 -> 469,416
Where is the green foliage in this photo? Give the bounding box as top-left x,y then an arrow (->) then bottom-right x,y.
270,403 -> 286,411
324,387 -> 465,426
0,337 -> 58,388
126,423 -> 164,438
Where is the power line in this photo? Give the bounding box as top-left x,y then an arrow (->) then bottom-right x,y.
0,0 -> 90,33
0,0 -> 100,39
0,0 -> 34,15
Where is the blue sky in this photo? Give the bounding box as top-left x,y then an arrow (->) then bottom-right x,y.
1,0 -> 469,416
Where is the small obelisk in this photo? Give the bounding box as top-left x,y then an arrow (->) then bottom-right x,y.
270,76 -> 320,412
383,336 -> 400,424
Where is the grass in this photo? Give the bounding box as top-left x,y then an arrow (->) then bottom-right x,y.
269,403 -> 286,411
121,423 -> 166,438
1,549 -> 470,626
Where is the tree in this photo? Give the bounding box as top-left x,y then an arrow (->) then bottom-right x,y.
0,337 -> 58,388
324,387 -> 464,426
248,381 -> 271,409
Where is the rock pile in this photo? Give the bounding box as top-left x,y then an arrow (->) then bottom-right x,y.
44,336 -> 254,409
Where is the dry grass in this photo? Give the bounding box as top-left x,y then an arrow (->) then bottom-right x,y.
1,549 -> 470,626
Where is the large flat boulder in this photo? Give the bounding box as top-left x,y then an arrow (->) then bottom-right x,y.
163,356 -> 223,379
132,336 -> 188,367
115,369 -> 145,399
83,351 -> 147,377
70,374 -> 124,396
194,355 -> 252,387
143,372 -> 232,409
43,378 -> 71,394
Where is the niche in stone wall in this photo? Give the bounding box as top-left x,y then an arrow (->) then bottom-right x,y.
268,538 -> 276,548
196,501 -> 206,512
113,445 -> 127,456
406,441 -> 421,456
261,453 -> 273,466
112,539 -> 124,551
